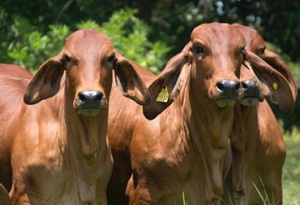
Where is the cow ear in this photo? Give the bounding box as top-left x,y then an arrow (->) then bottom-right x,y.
24,54 -> 65,105
261,49 -> 297,103
113,54 -> 150,105
143,47 -> 192,120
0,184 -> 11,205
244,50 -> 294,114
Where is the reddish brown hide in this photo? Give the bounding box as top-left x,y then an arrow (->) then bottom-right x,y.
0,29 -> 149,205
107,23 -> 291,205
223,24 -> 297,205
0,64 -> 31,197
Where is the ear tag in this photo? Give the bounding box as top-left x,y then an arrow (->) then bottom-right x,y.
156,86 -> 169,103
272,82 -> 278,90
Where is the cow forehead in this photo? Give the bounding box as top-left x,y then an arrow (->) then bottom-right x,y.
191,23 -> 245,49
234,24 -> 265,51
64,29 -> 115,58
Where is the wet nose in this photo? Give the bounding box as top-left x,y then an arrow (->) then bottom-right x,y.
78,90 -> 103,108
216,79 -> 240,98
241,80 -> 260,97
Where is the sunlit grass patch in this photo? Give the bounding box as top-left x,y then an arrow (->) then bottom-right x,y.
282,127 -> 300,205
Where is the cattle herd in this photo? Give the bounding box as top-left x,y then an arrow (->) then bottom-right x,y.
0,22 -> 297,205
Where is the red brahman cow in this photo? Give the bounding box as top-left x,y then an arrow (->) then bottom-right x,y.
0,64 -> 32,192
224,24 -> 297,205
0,29 -> 150,205
107,22 -> 293,205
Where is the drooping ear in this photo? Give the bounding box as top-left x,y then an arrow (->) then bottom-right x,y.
0,184 -> 11,205
24,53 -> 65,105
261,49 -> 298,103
113,54 -> 150,105
244,50 -> 294,114
143,44 -> 192,120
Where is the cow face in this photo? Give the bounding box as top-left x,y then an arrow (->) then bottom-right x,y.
62,30 -> 114,116
143,23 -> 247,119
233,24 -> 296,113
143,23 -> 295,120
24,29 -> 150,116
188,23 -> 245,108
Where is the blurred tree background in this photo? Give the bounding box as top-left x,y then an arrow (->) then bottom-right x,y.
0,0 -> 299,130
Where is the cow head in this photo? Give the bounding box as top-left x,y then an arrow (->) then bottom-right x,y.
143,23 -> 296,120
23,29 -> 150,116
233,24 -> 297,114
143,23 -> 246,119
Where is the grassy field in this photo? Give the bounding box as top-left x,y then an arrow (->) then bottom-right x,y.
282,127 -> 300,205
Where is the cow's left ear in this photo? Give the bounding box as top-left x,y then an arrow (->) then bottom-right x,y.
24,53 -> 65,105
244,50 -> 294,114
113,54 -> 150,105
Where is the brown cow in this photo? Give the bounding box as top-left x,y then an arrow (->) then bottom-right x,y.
223,24 -> 297,205
0,29 -> 150,204
0,64 -> 32,192
107,23 -> 293,205
0,64 -> 32,79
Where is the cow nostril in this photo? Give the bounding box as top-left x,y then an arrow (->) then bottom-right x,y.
242,81 -> 248,89
235,82 -> 240,92
95,93 -> 103,102
78,92 -> 87,103
216,81 -> 225,92
242,80 -> 256,91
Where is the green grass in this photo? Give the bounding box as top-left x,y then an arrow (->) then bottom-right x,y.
253,178 -> 277,205
282,127 -> 300,205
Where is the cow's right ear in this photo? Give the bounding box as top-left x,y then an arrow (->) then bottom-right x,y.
0,184 -> 11,205
143,45 -> 192,120
244,50 -> 294,114
24,54 -> 65,105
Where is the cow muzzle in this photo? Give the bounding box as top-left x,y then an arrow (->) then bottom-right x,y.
214,79 -> 240,108
239,80 -> 264,106
75,90 -> 107,116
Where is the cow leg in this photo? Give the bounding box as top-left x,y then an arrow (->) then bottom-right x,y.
0,184 -> 11,205
210,148 -> 228,204
126,174 -> 154,205
230,147 -> 246,205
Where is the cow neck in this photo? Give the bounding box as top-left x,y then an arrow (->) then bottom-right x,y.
59,78 -> 111,201
231,104 -> 259,155
178,78 -> 234,198
176,73 -> 234,152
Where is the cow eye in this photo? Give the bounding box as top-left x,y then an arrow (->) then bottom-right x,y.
63,54 -> 71,62
61,54 -> 72,69
107,54 -> 116,63
259,46 -> 266,54
194,46 -> 204,54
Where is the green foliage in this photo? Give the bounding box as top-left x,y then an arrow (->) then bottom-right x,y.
253,179 -> 277,205
283,130 -> 300,205
8,23 -> 70,71
1,8 -> 170,73
77,8 -> 170,73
